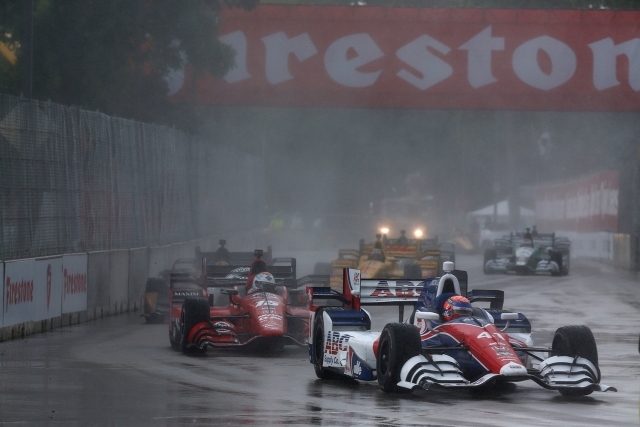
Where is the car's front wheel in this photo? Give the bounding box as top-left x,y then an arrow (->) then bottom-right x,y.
179,297 -> 210,355
376,323 -> 421,393
551,325 -> 599,396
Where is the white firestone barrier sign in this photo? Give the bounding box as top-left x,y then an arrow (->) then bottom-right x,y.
3,258 -> 36,326
33,256 -> 63,321
62,254 -> 88,314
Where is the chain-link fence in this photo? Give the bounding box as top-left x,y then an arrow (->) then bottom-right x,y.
0,94 -> 262,261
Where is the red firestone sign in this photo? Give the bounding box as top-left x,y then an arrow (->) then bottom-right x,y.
170,5 -> 640,111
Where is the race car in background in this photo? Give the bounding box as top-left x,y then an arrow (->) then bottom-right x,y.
483,232 -> 570,276
169,249 -> 328,354
327,235 -> 451,290
307,262 -> 615,397
142,243 -> 271,323
142,258 -> 197,323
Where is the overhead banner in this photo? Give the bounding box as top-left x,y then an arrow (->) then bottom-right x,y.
172,6 -> 640,111
62,254 -> 88,314
535,170 -> 619,232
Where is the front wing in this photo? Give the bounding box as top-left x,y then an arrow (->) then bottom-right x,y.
397,354 -> 616,393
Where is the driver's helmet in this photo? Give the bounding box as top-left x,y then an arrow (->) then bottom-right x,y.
442,295 -> 473,322
251,272 -> 276,293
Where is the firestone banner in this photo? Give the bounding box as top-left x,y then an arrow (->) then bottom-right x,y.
33,257 -> 63,322
4,259 -> 36,326
172,6 -> 640,111
62,254 -> 88,314
535,170 -> 619,232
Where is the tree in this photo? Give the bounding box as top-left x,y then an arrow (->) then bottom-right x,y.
0,0 -> 258,132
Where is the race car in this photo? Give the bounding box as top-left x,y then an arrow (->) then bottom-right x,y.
328,236 -> 446,290
307,262 -> 616,397
483,232 -> 570,276
169,250 -> 325,355
142,258 -> 197,323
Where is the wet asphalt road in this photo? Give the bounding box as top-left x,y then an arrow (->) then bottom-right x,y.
0,254 -> 638,426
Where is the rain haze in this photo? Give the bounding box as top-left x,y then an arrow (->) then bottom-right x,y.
0,1 -> 639,426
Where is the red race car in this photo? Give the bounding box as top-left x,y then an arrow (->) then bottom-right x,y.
169,249 -> 326,354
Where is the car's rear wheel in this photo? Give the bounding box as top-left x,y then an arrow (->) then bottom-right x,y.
483,249 -> 496,274
180,297 -> 210,355
551,325 -> 599,396
377,323 -> 421,393
169,324 -> 181,350
313,307 -> 347,379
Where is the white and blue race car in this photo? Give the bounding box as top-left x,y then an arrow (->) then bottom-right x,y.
306,262 -> 615,396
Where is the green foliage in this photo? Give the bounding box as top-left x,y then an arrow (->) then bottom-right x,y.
0,0 -> 257,132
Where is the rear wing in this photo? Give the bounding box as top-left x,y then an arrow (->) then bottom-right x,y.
204,257 -> 297,287
296,274 -> 330,288
196,245 -> 273,267
466,289 -> 504,310
307,268 -> 423,322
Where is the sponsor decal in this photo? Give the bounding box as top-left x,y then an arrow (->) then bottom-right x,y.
226,267 -> 250,279
213,321 -> 234,331
353,360 -> 362,377
258,314 -> 283,322
369,281 -> 421,298
5,277 -> 34,311
255,299 -> 280,307
477,331 -> 506,341
175,6 -> 640,112
324,331 -> 351,356
172,290 -> 202,298
494,346 -> 515,359
63,268 -> 87,300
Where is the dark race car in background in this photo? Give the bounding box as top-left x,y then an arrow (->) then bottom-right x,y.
307,262 -> 615,397
483,232 -> 570,276
142,258 -> 197,323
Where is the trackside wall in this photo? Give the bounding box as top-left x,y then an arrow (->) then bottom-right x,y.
0,236 -> 218,342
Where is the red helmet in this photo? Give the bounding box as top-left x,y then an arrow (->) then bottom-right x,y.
442,295 -> 473,322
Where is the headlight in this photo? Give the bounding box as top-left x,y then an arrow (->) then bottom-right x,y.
380,227 -> 389,235
414,229 -> 423,238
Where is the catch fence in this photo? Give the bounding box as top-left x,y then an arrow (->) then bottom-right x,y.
0,94 -> 260,261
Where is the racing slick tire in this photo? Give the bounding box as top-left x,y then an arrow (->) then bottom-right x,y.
563,254 -> 571,276
550,251 -> 564,276
551,325 -> 600,396
180,297 -> 210,355
377,323 -> 422,393
169,325 -> 181,350
313,307 -> 347,380
483,249 -> 497,274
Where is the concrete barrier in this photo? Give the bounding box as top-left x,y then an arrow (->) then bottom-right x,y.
128,247 -> 149,312
613,233 -> 632,270
87,251 -> 111,320
109,250 -> 130,316
557,231 -> 614,260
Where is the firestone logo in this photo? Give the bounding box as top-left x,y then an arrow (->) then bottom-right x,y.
5,277 -> 34,312
63,268 -> 87,300
222,26 -> 640,92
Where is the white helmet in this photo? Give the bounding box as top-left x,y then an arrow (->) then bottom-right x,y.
252,272 -> 276,292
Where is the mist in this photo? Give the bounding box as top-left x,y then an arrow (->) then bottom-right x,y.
197,106 -> 639,251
